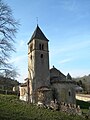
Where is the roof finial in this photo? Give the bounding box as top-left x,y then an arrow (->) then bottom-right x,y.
36,17 -> 38,26
53,65 -> 55,68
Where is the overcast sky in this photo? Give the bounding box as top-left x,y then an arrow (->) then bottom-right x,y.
4,0 -> 90,82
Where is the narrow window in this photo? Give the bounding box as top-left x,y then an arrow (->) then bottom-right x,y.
41,54 -> 43,58
42,44 -> 44,50
69,91 -> 71,96
30,44 -> 33,52
39,44 -> 41,50
30,55 -> 32,60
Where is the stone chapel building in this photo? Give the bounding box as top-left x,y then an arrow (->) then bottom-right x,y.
20,25 -> 76,105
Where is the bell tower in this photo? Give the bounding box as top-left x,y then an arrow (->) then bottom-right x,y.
28,25 -> 50,103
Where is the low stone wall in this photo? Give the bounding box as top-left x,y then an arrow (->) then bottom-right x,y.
37,100 -> 82,116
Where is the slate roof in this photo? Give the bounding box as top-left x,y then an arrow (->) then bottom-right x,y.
50,66 -> 76,84
50,66 -> 66,78
50,66 -> 66,83
28,25 -> 49,44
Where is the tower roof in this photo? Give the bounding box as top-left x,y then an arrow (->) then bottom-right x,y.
28,25 -> 49,44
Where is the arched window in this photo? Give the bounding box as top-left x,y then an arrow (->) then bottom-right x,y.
39,44 -> 41,50
68,90 -> 71,96
40,54 -> 43,58
39,44 -> 44,50
30,44 -> 33,52
30,55 -> 32,60
42,44 -> 44,50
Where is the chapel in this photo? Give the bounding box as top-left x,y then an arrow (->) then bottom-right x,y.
20,25 -> 76,105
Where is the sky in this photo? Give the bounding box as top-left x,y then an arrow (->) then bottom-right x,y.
4,0 -> 90,82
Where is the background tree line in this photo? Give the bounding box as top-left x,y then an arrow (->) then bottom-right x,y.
74,75 -> 90,94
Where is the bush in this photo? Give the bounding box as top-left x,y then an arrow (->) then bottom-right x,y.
0,89 -> 18,95
76,99 -> 90,109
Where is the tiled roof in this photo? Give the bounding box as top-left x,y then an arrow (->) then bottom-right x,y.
28,25 -> 49,44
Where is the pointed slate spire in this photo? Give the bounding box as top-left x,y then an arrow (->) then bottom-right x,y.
28,25 -> 49,44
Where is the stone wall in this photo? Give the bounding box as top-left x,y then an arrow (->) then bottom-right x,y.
51,82 -> 76,104
19,86 -> 28,101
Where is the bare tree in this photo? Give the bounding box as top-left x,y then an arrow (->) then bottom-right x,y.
0,0 -> 19,68
0,68 -> 20,79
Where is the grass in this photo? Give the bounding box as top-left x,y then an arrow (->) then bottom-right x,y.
0,94 -> 89,120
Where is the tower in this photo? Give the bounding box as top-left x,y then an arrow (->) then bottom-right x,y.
28,25 -> 50,103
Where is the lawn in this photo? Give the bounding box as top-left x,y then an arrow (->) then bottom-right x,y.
0,94 -> 89,120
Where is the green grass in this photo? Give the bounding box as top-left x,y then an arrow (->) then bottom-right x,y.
0,94 -> 89,120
